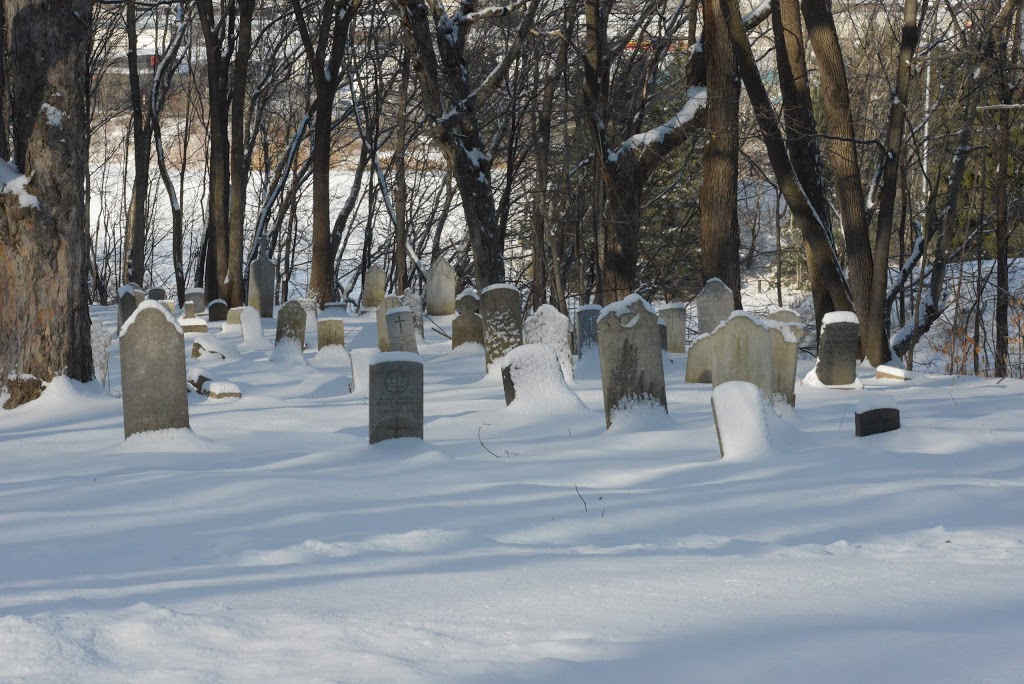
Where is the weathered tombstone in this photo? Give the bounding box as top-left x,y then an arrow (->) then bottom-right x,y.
208,299 -> 228,322
147,287 -> 166,301
118,302 -> 189,438
91,319 -> 113,388
815,312 -> 860,386
248,251 -> 275,318
323,302 -> 346,316
456,288 -> 480,315
523,304 -> 573,381
386,306 -> 418,353
117,285 -> 139,331
658,319 -> 668,352
376,294 -> 403,351
711,381 -> 774,459
206,381 -> 242,400
855,398 -> 901,437
184,287 -> 206,312
183,301 -> 196,319
179,301 -> 209,333
425,257 -> 457,315
480,284 -> 524,369
875,365 -> 913,381
318,317 -> 345,349
711,313 -> 774,398
694,278 -> 735,335
597,294 -> 667,427
275,300 -> 307,348
369,353 -> 424,444
658,304 -> 687,353
684,334 -> 714,383
768,324 -> 799,406
767,308 -> 803,328
160,299 -> 177,315
132,289 -> 146,305
575,304 -> 602,357
499,344 -> 586,411
452,310 -> 484,349
400,289 -> 425,338
362,265 -> 386,309
297,298 -> 318,332
226,306 -> 243,325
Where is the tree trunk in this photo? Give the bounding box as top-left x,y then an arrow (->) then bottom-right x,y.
125,0 -> 151,287
226,0 -> 255,307
1,0 -> 93,407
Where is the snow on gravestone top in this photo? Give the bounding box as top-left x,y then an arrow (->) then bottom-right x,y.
479,283 -> 521,296
712,310 -> 800,344
523,304 -> 573,381
371,351 -> 424,366
822,310 -> 860,327
596,293 -> 658,325
499,344 -> 586,413
121,299 -> 182,337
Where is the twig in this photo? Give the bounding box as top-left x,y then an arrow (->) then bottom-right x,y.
575,484 -> 588,512
838,407 -> 849,430
947,391 -> 959,407
478,423 -> 501,458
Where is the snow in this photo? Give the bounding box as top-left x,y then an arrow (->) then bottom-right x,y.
205,381 -> 241,397
498,344 -> 586,413
619,87 -> 707,153
372,351 -> 423,365
269,338 -> 306,365
479,283 -> 520,295
596,293 -> 657,325
823,311 -> 860,326
710,381 -> 775,460
41,103 -> 64,128
3,303 -> 1024,681
876,365 -> 913,380
120,299 -> 182,336
185,287 -> 204,295
855,394 -> 898,412
0,159 -> 40,209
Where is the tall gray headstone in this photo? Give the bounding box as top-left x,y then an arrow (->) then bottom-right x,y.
369,354 -> 424,444
184,287 -> 206,312
208,299 -> 228,322
659,304 -> 687,353
575,304 -> 602,357
117,286 -> 139,331
318,317 -> 345,349
816,312 -> 860,386
147,287 -> 166,301
376,294 -> 403,351
249,254 -> 275,318
275,300 -> 307,348
425,258 -> 457,315
480,284 -> 523,369
386,306 -> 419,353
363,265 -> 386,309
597,294 -> 667,428
119,303 -> 190,438
711,313 -> 773,398
694,279 -> 735,335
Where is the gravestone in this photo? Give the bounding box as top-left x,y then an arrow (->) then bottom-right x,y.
183,301 -> 196,319
323,302 -> 346,316
386,306 -> 419,353
480,284 -> 524,369
711,313 -> 774,398
376,294 -> 403,351
160,300 -> 177,314
875,365 -> 913,381
318,317 -> 345,349
684,334 -> 713,383
659,304 -> 687,353
816,312 -> 860,386
658,319 -> 668,352
297,298 -> 319,337
711,381 -> 774,459
575,304 -> 602,357
206,381 -> 242,400
179,300 -> 209,334
499,344 -> 586,411
363,265 -> 386,309
767,308 -> 803,328
248,252 -> 275,318
855,402 -> 901,437
452,288 -> 484,349
132,289 -> 146,305
456,288 -> 480,315
117,285 -> 139,331
523,304 -> 573,381
118,302 -> 189,438
91,319 -> 112,388
768,322 -> 800,406
184,287 -> 206,312
240,306 -> 270,348
208,299 -> 228,322
147,287 -> 166,301
226,306 -> 243,325
401,289 -> 425,338
597,294 -> 667,428
369,353 -> 424,444
694,278 -> 735,335
275,300 -> 307,348
425,257 -> 457,315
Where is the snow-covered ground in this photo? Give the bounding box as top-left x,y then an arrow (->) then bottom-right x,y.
2,305 -> 1024,682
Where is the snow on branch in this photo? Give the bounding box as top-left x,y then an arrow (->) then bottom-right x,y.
458,0 -> 526,26
616,86 -> 707,158
742,0 -> 771,28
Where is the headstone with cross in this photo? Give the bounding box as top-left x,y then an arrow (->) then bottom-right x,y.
386,306 -> 418,353
369,353 -> 424,444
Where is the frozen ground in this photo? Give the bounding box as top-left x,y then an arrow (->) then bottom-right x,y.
2,305 -> 1023,682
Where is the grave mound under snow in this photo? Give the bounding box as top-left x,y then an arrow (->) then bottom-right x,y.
193,334 -> 241,361
310,344 -> 351,368
269,338 -> 307,365
498,344 -> 586,414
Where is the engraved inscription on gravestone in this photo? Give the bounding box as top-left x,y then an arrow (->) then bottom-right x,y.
369,356 -> 424,444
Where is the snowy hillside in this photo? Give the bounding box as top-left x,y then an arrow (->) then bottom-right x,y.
1,306 -> 1023,682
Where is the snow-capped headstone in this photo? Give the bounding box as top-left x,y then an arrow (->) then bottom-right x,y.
226,306 -> 243,325
694,278 -> 735,335
875,365 -> 912,381
597,294 -> 667,428
179,302 -> 209,333
426,258 -> 457,316
369,353 -> 424,444
659,304 -> 687,353
317,318 -> 345,349
206,381 -> 242,400
208,299 -> 228,322
275,300 -> 307,348
400,289 -> 425,338
575,304 -> 602,357
363,265 -> 386,309
816,312 -> 860,386
499,344 -> 586,412
480,284 -> 524,369
452,289 -> 484,349
240,306 -> 269,348
119,303 -> 189,438
711,381 -> 773,459
769,325 -> 800,406
767,308 -> 803,328
248,252 -> 275,318
855,397 -> 901,437
147,287 -> 166,301
711,313 -> 773,398
523,304 -> 573,381
684,334 -> 713,383
183,301 -> 196,319
184,287 -> 206,312
456,288 -> 480,315
386,306 -> 419,354
117,286 -> 138,331
376,294 -> 403,351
